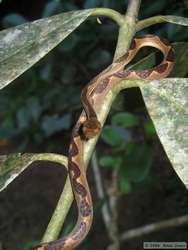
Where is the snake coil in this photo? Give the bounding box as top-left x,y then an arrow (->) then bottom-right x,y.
35,35 -> 174,250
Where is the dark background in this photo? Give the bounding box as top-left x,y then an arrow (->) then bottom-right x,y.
0,1 -> 188,250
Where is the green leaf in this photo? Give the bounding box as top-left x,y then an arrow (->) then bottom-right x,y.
0,153 -> 36,192
0,153 -> 67,192
22,241 -> 39,250
139,78 -> 188,189
0,9 -> 94,89
119,178 -> 132,194
84,0 -> 99,9
112,112 -> 139,128
121,144 -> 152,183
170,43 -> 188,77
144,120 -> 156,137
42,1 -> 62,17
101,125 -> 124,146
159,15 -> 188,27
2,13 -> 28,28
127,52 -> 156,71
99,156 -> 122,169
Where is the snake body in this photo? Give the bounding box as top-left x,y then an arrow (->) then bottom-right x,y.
35,35 -> 174,250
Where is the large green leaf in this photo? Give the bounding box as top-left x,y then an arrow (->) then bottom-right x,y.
0,153 -> 67,192
139,78 -> 188,189
0,9 -> 93,89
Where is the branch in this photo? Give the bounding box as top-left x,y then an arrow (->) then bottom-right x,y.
91,8 -> 125,26
107,170 -> 121,250
136,15 -> 188,31
114,0 -> 141,59
120,214 -> 188,242
34,154 -> 73,242
91,152 -> 111,230
92,152 -> 120,250
41,0 -> 142,243
126,0 -> 141,20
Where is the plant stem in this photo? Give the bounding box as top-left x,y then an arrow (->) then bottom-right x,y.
126,0 -> 141,20
41,0 -> 142,243
114,0 -> 141,59
91,152 -> 111,231
33,154 -> 74,242
120,214 -> 188,241
137,16 -> 167,31
136,15 -> 188,31
91,8 -> 125,26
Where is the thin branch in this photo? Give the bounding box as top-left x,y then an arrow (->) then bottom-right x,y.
42,177 -> 73,242
92,151 -> 121,250
136,15 -> 188,31
91,8 -> 125,26
126,0 -> 141,20
114,0 -> 141,60
33,154 -> 74,242
120,214 -> 188,242
91,152 -> 111,230
107,170 -> 121,250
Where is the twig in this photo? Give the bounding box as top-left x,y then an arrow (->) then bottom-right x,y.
107,170 -> 121,250
33,154 -> 73,242
91,151 -> 111,230
91,8 -> 125,26
92,151 -> 121,250
120,214 -> 188,242
126,0 -> 141,20
114,0 -> 141,60
136,15 -> 188,31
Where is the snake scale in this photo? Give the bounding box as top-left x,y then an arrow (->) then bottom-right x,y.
35,35 -> 175,250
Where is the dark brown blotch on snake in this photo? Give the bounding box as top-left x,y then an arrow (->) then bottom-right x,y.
166,48 -> 175,62
154,63 -> 168,73
136,69 -> 152,78
80,198 -> 92,217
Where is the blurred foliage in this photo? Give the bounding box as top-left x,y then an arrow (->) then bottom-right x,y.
100,111 -> 155,194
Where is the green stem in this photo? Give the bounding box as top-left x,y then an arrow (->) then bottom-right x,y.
42,178 -> 73,242
41,0 -> 141,244
126,0 -> 141,19
136,16 -> 166,31
34,154 -> 73,242
136,15 -> 188,31
91,8 -> 125,26
114,0 -> 141,59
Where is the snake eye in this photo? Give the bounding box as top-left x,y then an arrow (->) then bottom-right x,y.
82,118 -> 101,139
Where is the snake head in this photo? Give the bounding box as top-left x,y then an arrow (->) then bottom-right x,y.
82,118 -> 101,139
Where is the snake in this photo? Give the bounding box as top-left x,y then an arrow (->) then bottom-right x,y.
34,35 -> 174,250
